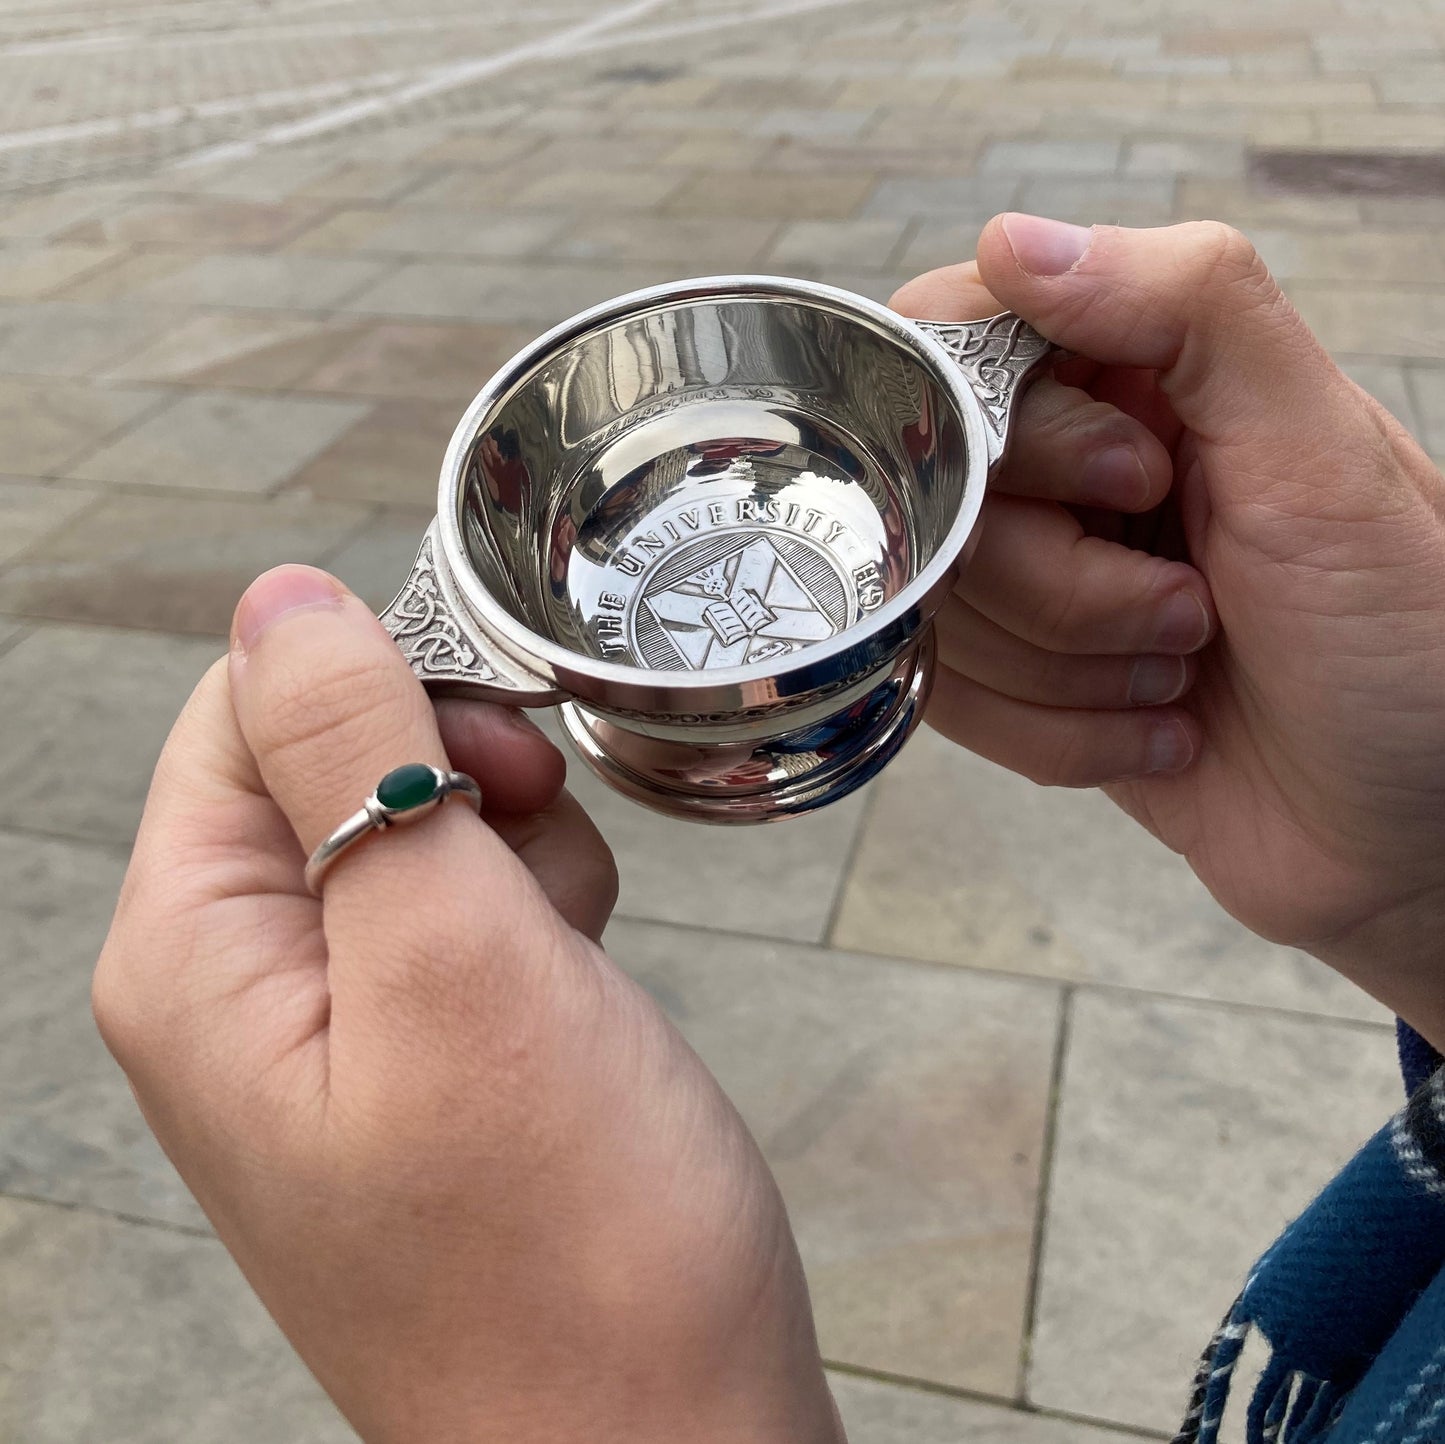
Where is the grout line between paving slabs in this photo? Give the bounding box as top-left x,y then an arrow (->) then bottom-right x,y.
816,777 -> 880,948
0,733 -> 1411,1047
0,1187 -> 215,1242
606,911 -> 1399,1037
0,469 -> 395,509
0,619 -> 30,661
313,500 -> 393,571
44,388 -> 185,482
820,1357 -> 1172,1441
1016,983 -> 1073,1404
0,820 -> 139,856
0,485 -> 112,574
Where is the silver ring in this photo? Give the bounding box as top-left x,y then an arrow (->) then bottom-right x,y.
304,764 -> 483,896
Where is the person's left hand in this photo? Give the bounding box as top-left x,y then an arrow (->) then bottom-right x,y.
94,565 -> 841,1444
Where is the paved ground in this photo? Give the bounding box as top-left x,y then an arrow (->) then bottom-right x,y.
1,0 -> 1443,1439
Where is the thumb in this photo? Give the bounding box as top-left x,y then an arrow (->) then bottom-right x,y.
975,214 -> 1355,462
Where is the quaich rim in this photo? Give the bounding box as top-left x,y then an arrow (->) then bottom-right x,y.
434,274 -> 992,700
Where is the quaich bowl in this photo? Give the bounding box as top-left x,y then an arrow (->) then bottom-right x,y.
382,275 -> 1053,822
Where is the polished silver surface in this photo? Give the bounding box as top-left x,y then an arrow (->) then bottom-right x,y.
303,766 -> 483,895
380,276 -> 1054,822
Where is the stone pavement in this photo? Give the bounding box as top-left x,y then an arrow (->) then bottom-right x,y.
1,0 -> 1443,1438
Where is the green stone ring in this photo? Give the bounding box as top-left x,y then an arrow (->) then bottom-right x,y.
303,763 -> 483,895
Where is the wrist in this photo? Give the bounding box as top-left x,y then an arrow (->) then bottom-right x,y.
1312,885 -> 1445,1053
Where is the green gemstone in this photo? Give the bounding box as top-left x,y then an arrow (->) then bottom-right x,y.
376,764 -> 442,812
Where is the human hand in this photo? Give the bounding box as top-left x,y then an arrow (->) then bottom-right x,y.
93,566 -> 840,1444
893,217 -> 1445,1044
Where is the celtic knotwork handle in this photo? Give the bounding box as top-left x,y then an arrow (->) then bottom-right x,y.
379,523 -> 563,705
916,313 -> 1055,465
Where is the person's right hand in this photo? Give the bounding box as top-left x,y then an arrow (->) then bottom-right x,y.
893,217 -> 1445,1044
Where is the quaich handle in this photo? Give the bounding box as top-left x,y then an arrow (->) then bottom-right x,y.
379,524 -> 563,703
913,312 -> 1055,465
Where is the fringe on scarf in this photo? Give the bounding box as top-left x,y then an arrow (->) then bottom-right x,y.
1172,1301 -> 1345,1444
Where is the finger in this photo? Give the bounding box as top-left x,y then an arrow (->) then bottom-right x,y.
430,702 -> 612,936
434,700 -> 566,815
123,656 -> 297,896
995,375 -> 1174,511
974,216 -> 1360,493
960,494 -> 1215,656
227,566 -> 549,930
231,567 -> 469,855
891,262 -> 1101,393
94,656 -> 329,1099
926,667 -> 1200,787
487,789 -> 618,943
1088,364 -> 1184,455
890,259 -> 1001,322
936,596 -> 1196,709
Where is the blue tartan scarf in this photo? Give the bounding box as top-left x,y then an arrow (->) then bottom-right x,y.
1174,1023 -> 1445,1443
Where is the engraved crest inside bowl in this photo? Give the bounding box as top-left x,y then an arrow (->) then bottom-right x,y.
381,276 -> 1053,822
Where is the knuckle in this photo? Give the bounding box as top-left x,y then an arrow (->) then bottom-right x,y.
1190,219 -> 1257,272
257,649 -> 408,771
1182,220 -> 1276,307
1022,559 -> 1089,650
580,836 -> 620,921
91,945 -> 143,1066
1051,396 -> 1137,453
1024,722 -> 1107,789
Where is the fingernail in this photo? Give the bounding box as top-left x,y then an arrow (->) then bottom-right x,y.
1150,592 -> 1210,654
233,565 -> 344,655
1128,655 -> 1187,706
1001,213 -> 1094,276
1145,718 -> 1195,774
1082,445 -> 1151,510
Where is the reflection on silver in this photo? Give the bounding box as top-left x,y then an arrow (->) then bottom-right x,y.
381,276 -> 1053,822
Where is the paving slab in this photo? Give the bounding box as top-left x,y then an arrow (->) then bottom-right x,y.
339,258 -> 663,326
764,219 -> 912,272
324,507 -> 435,613
281,398 -> 458,507
0,303 -> 177,379
1290,284 -> 1445,360
0,831 -> 204,1229
1335,358 -> 1426,441
545,711 -> 871,944
291,320 -> 534,404
1407,365 -> 1445,458
665,171 -> 879,221
830,1373 -> 1140,1444
1028,990 -> 1401,1432
608,919 -> 1060,1396
0,245 -> 125,301
0,479 -> 98,566
298,206 -> 570,262
67,391 -> 369,494
0,378 -> 160,477
64,252 -> 392,311
0,1197 -> 352,1444
546,215 -> 779,268
832,726 -> 1388,1024
103,313 -> 361,391
54,197 -> 334,250
0,626 -> 219,844
0,490 -> 368,635
863,175 -> 1021,221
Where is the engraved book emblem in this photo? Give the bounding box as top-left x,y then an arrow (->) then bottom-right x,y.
631,533 -> 852,671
